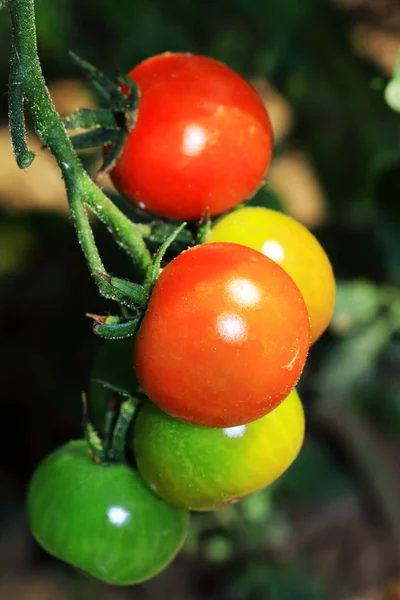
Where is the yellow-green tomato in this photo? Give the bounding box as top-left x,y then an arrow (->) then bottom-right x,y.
133,389 -> 304,511
207,207 -> 335,343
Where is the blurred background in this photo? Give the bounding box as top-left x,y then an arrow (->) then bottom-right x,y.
1,0 -> 400,598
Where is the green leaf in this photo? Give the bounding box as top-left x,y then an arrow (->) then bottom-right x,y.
314,318 -> 393,397
330,280 -> 381,335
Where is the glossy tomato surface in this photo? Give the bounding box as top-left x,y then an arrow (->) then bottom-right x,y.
208,207 -> 335,342
110,53 -> 273,220
27,441 -> 189,586
134,243 -> 310,427
134,389 -> 304,511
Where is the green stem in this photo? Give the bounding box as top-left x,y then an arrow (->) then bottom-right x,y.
8,50 -> 35,168
6,0 -> 151,282
109,397 -> 137,462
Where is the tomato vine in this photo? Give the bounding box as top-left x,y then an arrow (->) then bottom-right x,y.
6,0 -> 152,294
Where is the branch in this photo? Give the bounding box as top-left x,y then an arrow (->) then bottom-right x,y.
6,0 -> 151,284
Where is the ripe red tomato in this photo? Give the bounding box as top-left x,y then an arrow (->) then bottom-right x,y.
110,53 -> 273,220
134,243 -> 310,428
207,207 -> 336,342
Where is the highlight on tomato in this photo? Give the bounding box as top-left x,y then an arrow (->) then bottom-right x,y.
207,206 -> 335,342
110,53 -> 273,220
27,440 -> 189,586
134,389 -> 305,511
134,242 -> 310,428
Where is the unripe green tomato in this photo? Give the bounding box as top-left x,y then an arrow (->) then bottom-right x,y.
27,441 -> 189,586
133,389 -> 304,511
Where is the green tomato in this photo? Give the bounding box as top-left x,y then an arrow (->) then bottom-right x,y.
133,389 -> 304,511
27,440 -> 189,586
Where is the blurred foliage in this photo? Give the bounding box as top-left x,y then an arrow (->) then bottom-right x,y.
1,0 -> 400,599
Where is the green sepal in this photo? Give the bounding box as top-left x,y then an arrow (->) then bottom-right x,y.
91,378 -> 136,399
91,314 -> 141,339
94,271 -> 148,309
97,129 -> 128,175
144,222 -> 187,292
116,74 -> 139,128
69,51 -> 127,110
70,127 -> 120,150
63,108 -> 118,131
196,208 -> 211,244
96,78 -> 138,173
138,220 -> 194,252
108,276 -> 148,307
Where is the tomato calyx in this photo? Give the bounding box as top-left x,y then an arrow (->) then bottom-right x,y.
143,221 -> 188,293
86,221 -> 190,339
87,313 -> 141,340
64,52 -> 139,175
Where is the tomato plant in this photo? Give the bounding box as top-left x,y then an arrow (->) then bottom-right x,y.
208,207 -> 336,342
109,53 -> 273,220
88,338 -> 143,435
134,389 -> 304,511
134,242 -> 310,427
27,440 -> 189,586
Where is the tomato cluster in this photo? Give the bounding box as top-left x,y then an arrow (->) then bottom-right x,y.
27,52 -> 335,586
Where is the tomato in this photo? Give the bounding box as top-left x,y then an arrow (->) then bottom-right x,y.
134,389 -> 304,511
27,441 -> 189,586
134,243 -> 310,427
109,53 -> 273,220
208,207 -> 335,342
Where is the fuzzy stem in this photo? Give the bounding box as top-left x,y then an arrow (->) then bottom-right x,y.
6,0 -> 151,283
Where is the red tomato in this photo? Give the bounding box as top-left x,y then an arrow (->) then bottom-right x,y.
134,243 -> 310,428
207,207 -> 336,343
110,53 -> 273,220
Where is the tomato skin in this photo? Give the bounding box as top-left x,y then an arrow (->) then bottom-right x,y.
27,441 -> 189,586
208,207 -> 335,343
110,53 -> 273,220
134,243 -> 310,428
134,389 -> 304,511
